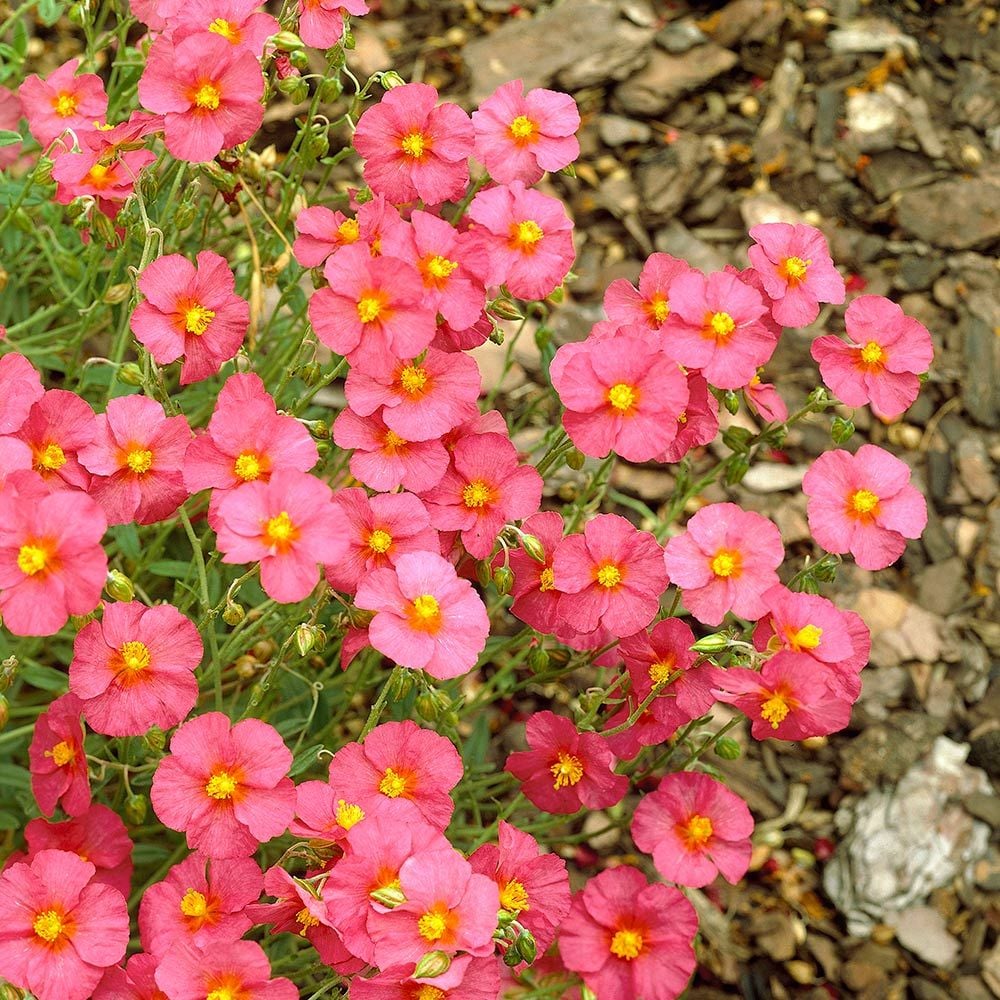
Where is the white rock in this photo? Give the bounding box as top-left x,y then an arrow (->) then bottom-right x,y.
891,906 -> 960,968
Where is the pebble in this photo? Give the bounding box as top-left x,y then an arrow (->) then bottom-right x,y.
596,114 -> 652,147
893,906 -> 960,968
897,175 -> 1000,250
615,45 -> 738,115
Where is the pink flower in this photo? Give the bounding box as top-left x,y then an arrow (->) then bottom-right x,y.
747,222 -> 845,327
559,866 -> 698,1000
131,251 -> 249,384
0,352 -> 44,434
0,849 -> 129,1000
18,59 -> 107,147
344,346 -> 481,442
298,0 -> 368,48
323,814 -> 450,963
154,940 -> 297,1000
325,720 -> 464,830
632,772 -> 753,888
505,711 -> 627,814
28,694 -> 91,817
215,469 -> 348,603
802,444 -> 927,571
138,34 -> 264,162
469,821 -> 571,956
604,253 -> 691,333
663,503 -> 784,626
353,82 -> 474,205
69,600 -> 203,737
17,804 -> 133,898
289,779 -> 369,842
745,371 -> 788,422
166,0 -> 280,57
333,407 -> 449,493
0,488 -> 107,636
664,268 -> 778,389
0,87 -> 22,169
472,79 -> 580,184
309,243 -> 437,372
551,332 -> 689,462
78,395 -> 191,525
138,852 -> 263,957
508,510 -> 564,634
553,513 -> 667,637
713,651 -> 854,740
421,432 -> 543,560
367,847 -> 500,967
349,958 -> 501,1000
811,294 -> 934,419
468,180 -> 574,300
292,204 -> 361,267
94,953 -> 162,1000
51,146 -> 157,209
150,712 -> 296,858
433,312 -> 492,353
325,489 -> 438,594
660,371 -> 719,463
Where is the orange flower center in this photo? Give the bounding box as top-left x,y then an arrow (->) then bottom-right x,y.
610,927 -> 644,960
417,907 -> 450,942
648,657 -> 675,685
849,488 -> 879,517
499,879 -> 530,912
595,562 -> 622,589
383,430 -> 407,450
607,382 -> 637,413
184,303 -> 215,335
780,256 -> 810,284
180,888 -> 209,918
646,294 -> 669,324
193,82 -> 221,111
415,987 -> 445,1000
509,114 -> 538,143
234,451 -> 263,481
120,640 -> 151,672
17,543 -> 50,576
398,364 -> 429,395
336,799 -> 365,829
539,566 -> 555,592
400,131 -> 429,159
678,813 -> 714,849
378,766 -> 409,798
36,442 -> 67,471
263,510 -> 298,550
338,218 -> 360,242
52,92 -> 79,117
787,623 -> 823,650
295,908 -> 320,935
860,340 -> 884,365
462,479 -> 494,509
33,909 -> 67,943
205,770 -> 239,799
550,751 -> 583,789
407,593 -> 442,633
509,219 -> 544,251
707,311 -> 736,338
710,548 -> 742,578
126,447 -> 153,474
357,294 -> 385,324
421,254 -> 459,287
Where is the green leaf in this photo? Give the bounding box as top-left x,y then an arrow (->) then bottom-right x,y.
289,743 -> 326,778
0,130 -> 21,147
21,661 -> 68,692
37,0 -> 65,25
0,764 -> 31,793
110,522 -> 142,561
148,560 -> 194,579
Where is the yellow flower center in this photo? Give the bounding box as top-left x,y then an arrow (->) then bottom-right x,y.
407,593 -> 442,634
379,766 -> 408,798
184,303 -> 215,335
462,479 -> 493,509
550,751 -> 583,789
264,510 -> 298,548
367,528 -> 393,554
384,430 -> 407,450
648,658 -> 675,685
400,131 -> 428,158
509,114 -> 538,142
416,988 -> 445,1000
17,543 -> 49,576
789,624 -> 823,650
760,691 -> 790,729
208,17 -> 241,41
234,451 -> 262,481
680,813 -> 714,849
595,563 -> 622,589
850,488 -> 879,515
539,566 -> 555,592
37,442 -> 67,471
336,799 -> 365,829
510,219 -> 544,250
126,448 -> 153,474
709,311 -> 736,338
46,740 -> 75,767
710,548 -> 742,578
357,295 -> 383,324
781,256 -> 810,283
647,294 -> 669,324
607,382 -> 637,413
194,82 -> 221,111
499,879 -> 530,912
207,988 -> 238,1000
87,163 -> 111,185
295,907 -> 320,935
338,218 -> 360,242
180,888 -> 209,917
399,364 -> 429,395
120,640 -> 151,672
205,771 -> 238,799
53,92 -> 78,118
417,909 -> 448,942
610,928 -> 644,961
860,340 -> 884,365
424,254 -> 459,281
33,910 -> 65,943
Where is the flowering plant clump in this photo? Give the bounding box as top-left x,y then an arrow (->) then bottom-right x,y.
0,3 -> 935,998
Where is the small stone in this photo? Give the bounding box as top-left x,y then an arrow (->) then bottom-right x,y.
828,17 -> 919,57
915,558 -> 967,617
897,175 -> 1000,251
741,463 -> 808,493
597,114 -> 652,147
893,906 -> 959,968
964,792 -> 1000,828
852,588 -> 910,634
846,91 -> 901,153
655,19 -> 707,53
963,314 -> 1000,429
615,45 -> 738,116
968,728 -> 1000,779
956,436 -> 999,501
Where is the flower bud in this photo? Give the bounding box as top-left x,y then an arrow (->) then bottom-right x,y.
234,654 -> 258,679
117,362 -> 144,386
513,927 -> 537,964
527,647 -> 549,672
295,623 -> 321,657
390,670 -> 415,701
519,533 -> 546,563
278,76 -> 309,103
299,361 -> 322,386
143,726 -> 166,753
547,284 -> 565,304
492,565 -> 514,596
415,692 -> 440,723
534,325 -> 552,351
722,426 -> 752,452
370,885 -> 406,908
476,560 -> 493,589
34,156 -> 53,185
102,282 -> 132,305
124,793 -> 148,824
0,694 -> 8,730
379,71 -> 407,90
317,78 -> 343,103
91,210 -> 118,246
0,981 -> 28,1000
723,390 -> 740,415
831,415 -> 855,444
222,602 -> 245,626
488,325 -> 505,346
105,569 -> 134,603
714,736 -> 742,760
724,453 -> 750,486
347,605 -> 374,629
489,297 -> 523,322
566,448 -> 586,471
0,656 -> 18,693
272,29 -> 305,51
691,632 -> 730,653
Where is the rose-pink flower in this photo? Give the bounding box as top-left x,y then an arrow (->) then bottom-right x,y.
18,59 -> 107,147
28,694 -> 91,817
166,0 -> 280,57
604,253 -> 691,333
0,352 -> 44,434
297,0 -> 368,49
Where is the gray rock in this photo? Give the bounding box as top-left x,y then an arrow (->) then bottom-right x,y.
655,19 -> 706,54
956,436 -> 999,501
635,135 -> 706,218
896,175 -> 1000,250
845,90 -> 902,153
895,254 -> 945,292
828,17 -> 919,57
860,150 -> 938,202
702,0 -> 785,47
963,314 -> 1000,428
892,906 -> 960,968
597,114 -> 652,147
615,46 -> 738,116
916,557 -> 967,616
964,792 -> 1000,827
653,220 -> 728,273
968,729 -> 1000,779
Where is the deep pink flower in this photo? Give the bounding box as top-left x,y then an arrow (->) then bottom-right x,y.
344,346 -> 481,442
154,940 -> 297,1000
0,487 -> 107,636
811,294 -> 934,419
166,0 -> 280,56
432,312 -> 492,353
469,821 -> 571,956
0,86 -> 22,169
713,651 -> 854,740
292,204 -> 364,267
802,444 -> 927,571
309,243 -> 437,372
51,146 -> 157,209
747,222 -> 845,327
18,59 -> 107,147
0,352 -> 44,434
663,502 -> 784,626
559,865 -> 698,1000
131,251 -> 249,384
297,0 -> 368,48
325,720 -> 463,830
0,849 -> 129,1000
288,778 -> 370,842
349,958 -> 501,1000
632,771 -> 753,888
69,600 -> 202,737
367,847 -> 500,967
138,34 -> 264,162
333,406 -> 449,493
28,694 -> 91,817
18,804 -> 133,898
663,268 -> 778,388
745,371 -> 788,422
138,852 -> 263,957
660,371 -> 720,463
93,953 -> 162,1000
325,489 -> 439,594
421,432 -> 542,560
508,510 -> 564,634
150,712 -> 296,858
467,180 -> 575,300
472,79 -> 580,184
604,253 -> 691,333
353,82 -> 474,205
553,513 -> 667,637
505,711 -> 627,814
215,468 -> 348,603
551,332 -> 689,462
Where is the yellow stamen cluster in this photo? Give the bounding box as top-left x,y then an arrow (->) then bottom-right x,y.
17,544 -> 49,577
46,740 -> 75,767
126,448 -> 153,474
760,692 -> 790,729
53,92 -> 79,117
234,451 -> 262,481
33,910 -> 65,943
710,548 -> 741,578
610,928 -> 644,961
295,908 -> 320,935
400,131 -> 428,158
789,624 -> 823,650
499,879 -> 530,912
709,311 -> 736,338
336,799 -> 365,830
418,909 -> 448,942
357,295 -> 383,324
860,341 -> 884,365
264,511 -> 297,548
550,751 -> 583,789
781,256 -> 810,282
338,218 -> 360,242
184,304 -> 215,335
850,488 -> 879,515
180,888 -> 209,918
462,480 -> 493,509
509,114 -> 538,142
399,365 -> 429,395
424,255 -> 459,281
607,382 -> 637,413
383,430 -> 407,450
596,564 -> 622,589
120,640 -> 151,672
37,442 -> 67,471
510,220 -> 544,250
194,83 -> 221,111
539,567 -> 556,592
208,17 -> 240,41
680,813 -> 714,848
648,658 -> 675,685
378,766 -> 408,798
367,529 -> 393,554
648,295 -> 669,324
205,771 -> 238,800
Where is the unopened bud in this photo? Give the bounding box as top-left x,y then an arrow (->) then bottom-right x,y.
534,325 -> 552,350
566,448 -> 585,471
144,726 -> 166,753
295,623 -> 321,657
299,361 -> 322,386
0,981 -> 28,999
102,282 -> 131,304
527,647 -> 549,672
34,156 -> 53,185
317,78 -> 343,103
513,927 -> 537,964
715,736 -> 742,760
379,71 -> 407,90
691,632 -> 730,653
117,362 -> 144,386
725,453 -> 750,485
722,426 -> 752,452
831,415 -> 855,444
723,390 -> 740,416
547,284 -> 565,304
519,533 -> 546,563
489,325 -> 505,346
489,297 -> 523,322
222,602 -> 245,626
272,30 -> 305,51
278,76 -> 309,103
124,793 -> 148,824
415,692 -> 440,723
370,885 -> 406,908
389,669 -> 414,701
476,561 -> 493,589
234,654 -> 257,679
106,569 -> 134,603
347,605 -> 374,629
91,210 -> 118,246
0,656 -> 18,693
492,565 -> 514,596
